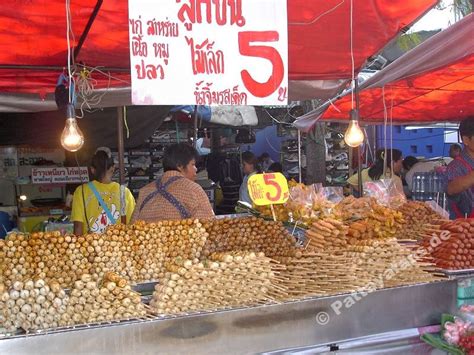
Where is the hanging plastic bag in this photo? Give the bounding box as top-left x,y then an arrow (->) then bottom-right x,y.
425,200 -> 449,220
364,178 -> 406,208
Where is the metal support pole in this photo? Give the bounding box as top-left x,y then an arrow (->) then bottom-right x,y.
297,130 -> 302,183
348,146 -> 354,192
117,107 -> 126,224
74,0 -> 104,61
357,147 -> 363,195
193,105 -> 198,148
0,64 -> 129,72
117,107 -> 125,185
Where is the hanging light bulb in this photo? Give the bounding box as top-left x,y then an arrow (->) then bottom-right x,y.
61,104 -> 84,152
344,109 -> 364,147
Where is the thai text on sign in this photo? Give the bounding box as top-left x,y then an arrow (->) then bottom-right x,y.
128,0 -> 288,106
248,173 -> 289,206
31,167 -> 89,184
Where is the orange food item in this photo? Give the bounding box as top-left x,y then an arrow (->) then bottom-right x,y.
422,219 -> 474,270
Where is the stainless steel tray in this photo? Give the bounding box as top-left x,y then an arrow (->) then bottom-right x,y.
436,268 -> 474,276
132,281 -> 158,295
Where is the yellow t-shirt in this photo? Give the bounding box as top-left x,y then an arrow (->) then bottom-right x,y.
347,168 -> 372,187
71,181 -> 135,233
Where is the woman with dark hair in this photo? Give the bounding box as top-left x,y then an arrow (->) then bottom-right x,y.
132,143 -> 214,222
268,162 -> 283,173
71,147 -> 136,235
239,151 -> 258,204
259,152 -> 274,172
403,156 -> 419,172
347,149 -> 404,195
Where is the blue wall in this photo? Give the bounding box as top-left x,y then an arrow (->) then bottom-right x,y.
246,125 -> 283,162
376,126 -> 457,158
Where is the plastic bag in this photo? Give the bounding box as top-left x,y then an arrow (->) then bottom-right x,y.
318,186 -> 344,204
255,181 -> 338,225
286,183 -> 337,223
363,178 -> 406,208
425,200 -> 449,219
287,184 -> 318,223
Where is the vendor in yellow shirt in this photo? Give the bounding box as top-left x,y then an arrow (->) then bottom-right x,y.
71,148 -> 135,235
347,149 -> 404,195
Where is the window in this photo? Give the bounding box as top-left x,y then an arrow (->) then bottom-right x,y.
412,129 -> 418,134
426,145 -> 433,154
428,128 -> 433,133
396,126 -> 402,134
410,145 -> 418,154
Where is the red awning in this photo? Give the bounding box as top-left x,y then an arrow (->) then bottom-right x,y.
294,14 -> 474,129
322,55 -> 474,124
0,0 -> 436,101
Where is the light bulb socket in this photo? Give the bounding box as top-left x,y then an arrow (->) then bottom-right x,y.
66,103 -> 76,119
350,109 -> 359,121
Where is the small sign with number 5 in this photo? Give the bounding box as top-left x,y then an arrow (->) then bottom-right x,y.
248,173 -> 289,206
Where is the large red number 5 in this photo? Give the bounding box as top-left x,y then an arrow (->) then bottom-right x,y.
238,31 -> 284,98
264,173 -> 282,202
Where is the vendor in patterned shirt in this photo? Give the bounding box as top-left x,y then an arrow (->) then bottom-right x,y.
446,117 -> 474,219
131,143 -> 214,222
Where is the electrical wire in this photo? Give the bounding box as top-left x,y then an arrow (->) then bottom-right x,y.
289,0 -> 345,26
263,108 -> 293,126
350,0 -> 355,110
76,68 -> 111,118
124,106 -> 130,139
382,86 -> 388,177
73,63 -> 131,118
363,127 -> 375,162
77,64 -> 131,85
65,0 -> 73,104
66,0 -> 78,107
390,93 -> 394,177
328,98 -> 342,113
287,107 -> 302,121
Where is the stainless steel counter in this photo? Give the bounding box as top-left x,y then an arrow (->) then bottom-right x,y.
0,280 -> 457,355
440,268 -> 474,280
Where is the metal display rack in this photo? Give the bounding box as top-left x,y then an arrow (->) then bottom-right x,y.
0,280 -> 457,354
278,125 -> 305,183
325,123 -> 349,186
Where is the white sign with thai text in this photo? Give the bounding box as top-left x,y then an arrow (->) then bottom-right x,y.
128,0 -> 288,106
31,167 -> 89,184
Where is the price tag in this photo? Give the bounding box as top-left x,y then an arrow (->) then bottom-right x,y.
248,173 -> 289,206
